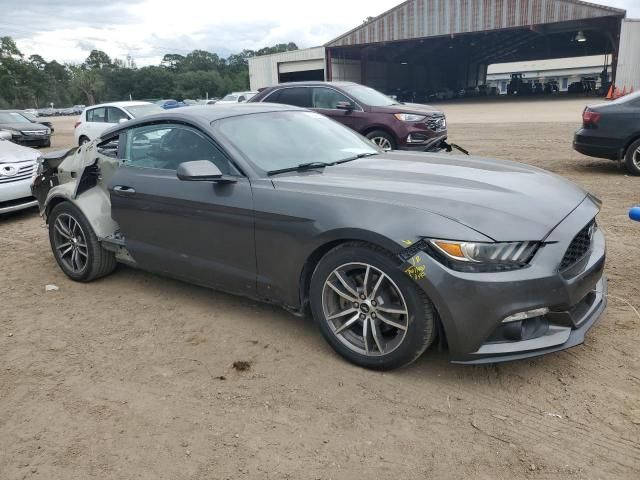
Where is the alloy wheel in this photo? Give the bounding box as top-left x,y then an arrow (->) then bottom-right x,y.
321,262 -> 409,356
634,146 -> 640,169
371,136 -> 393,151
53,213 -> 88,274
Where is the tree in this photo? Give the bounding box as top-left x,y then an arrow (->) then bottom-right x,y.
161,53 -> 185,71
84,49 -> 112,70
70,66 -> 104,104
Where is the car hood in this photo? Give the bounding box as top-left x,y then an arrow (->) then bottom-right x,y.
0,122 -> 48,131
271,152 -> 589,241
370,102 -> 442,115
0,140 -> 40,163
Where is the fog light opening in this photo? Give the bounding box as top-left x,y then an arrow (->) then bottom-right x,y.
502,307 -> 549,324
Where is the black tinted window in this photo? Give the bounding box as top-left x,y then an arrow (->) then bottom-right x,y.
124,124 -> 232,173
268,87 -> 312,108
86,107 -> 106,122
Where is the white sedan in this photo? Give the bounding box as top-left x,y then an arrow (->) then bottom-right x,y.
0,131 -> 40,214
74,101 -> 164,146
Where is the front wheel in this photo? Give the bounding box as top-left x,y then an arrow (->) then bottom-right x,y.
78,135 -> 90,146
624,139 -> 640,176
310,243 -> 436,370
48,202 -> 116,282
366,130 -> 396,151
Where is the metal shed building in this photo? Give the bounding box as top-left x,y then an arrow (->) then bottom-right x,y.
249,0 -> 628,98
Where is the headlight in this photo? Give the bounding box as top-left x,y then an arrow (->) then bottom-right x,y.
6,128 -> 20,137
429,239 -> 539,271
394,113 -> 426,122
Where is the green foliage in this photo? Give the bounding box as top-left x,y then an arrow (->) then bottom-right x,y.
0,37 -> 298,108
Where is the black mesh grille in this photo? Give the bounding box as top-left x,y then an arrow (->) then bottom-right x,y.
560,220 -> 595,270
425,114 -> 446,131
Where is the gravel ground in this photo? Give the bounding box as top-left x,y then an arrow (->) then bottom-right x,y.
1,99 -> 639,480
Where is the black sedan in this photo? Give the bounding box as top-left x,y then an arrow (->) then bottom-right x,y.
0,110 -> 51,147
573,91 -> 640,175
32,104 -> 606,369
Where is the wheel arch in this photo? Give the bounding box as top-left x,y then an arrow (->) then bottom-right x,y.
44,188 -> 118,239
623,133 -> 640,156
361,125 -> 396,140
297,229 -> 404,318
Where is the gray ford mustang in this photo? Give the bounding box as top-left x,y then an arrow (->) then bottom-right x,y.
31,104 -> 607,370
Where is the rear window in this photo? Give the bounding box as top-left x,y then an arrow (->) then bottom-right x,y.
86,107 -> 107,122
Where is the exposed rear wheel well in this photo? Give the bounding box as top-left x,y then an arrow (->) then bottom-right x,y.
44,197 -> 68,223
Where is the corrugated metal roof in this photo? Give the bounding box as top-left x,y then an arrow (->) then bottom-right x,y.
326,0 -> 626,47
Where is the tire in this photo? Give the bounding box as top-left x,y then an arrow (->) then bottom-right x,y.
624,139 -> 640,176
43,139 -> 51,148
78,135 -> 90,146
48,202 -> 117,282
310,242 -> 436,370
366,130 -> 396,151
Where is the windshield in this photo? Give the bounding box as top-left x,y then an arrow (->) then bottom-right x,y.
215,111 -> 378,173
341,84 -> 399,107
22,112 -> 37,121
125,104 -> 165,118
222,95 -> 238,102
0,112 -> 32,124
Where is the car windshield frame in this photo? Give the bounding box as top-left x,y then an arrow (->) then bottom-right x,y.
212,110 -> 379,176
124,104 -> 165,118
0,112 -> 33,124
341,84 -> 401,107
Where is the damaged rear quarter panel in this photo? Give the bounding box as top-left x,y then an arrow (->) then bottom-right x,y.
38,142 -> 120,239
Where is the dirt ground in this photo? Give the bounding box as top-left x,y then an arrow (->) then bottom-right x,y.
1,98 -> 639,480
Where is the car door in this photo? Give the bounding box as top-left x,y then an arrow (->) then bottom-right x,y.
310,87 -> 368,132
107,122 -> 256,296
85,106 -> 110,140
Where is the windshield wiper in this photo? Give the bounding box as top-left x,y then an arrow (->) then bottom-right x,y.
267,153 -> 379,176
267,161 -> 335,176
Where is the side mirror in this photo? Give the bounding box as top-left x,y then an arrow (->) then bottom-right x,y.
118,118 -> 128,124
336,101 -> 355,111
176,160 -> 235,183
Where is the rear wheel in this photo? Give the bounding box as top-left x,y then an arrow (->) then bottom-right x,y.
78,135 -> 90,146
48,202 -> 116,282
366,130 -> 396,151
624,139 -> 640,176
310,243 -> 436,370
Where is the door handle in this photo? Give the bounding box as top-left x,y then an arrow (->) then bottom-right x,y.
113,185 -> 136,195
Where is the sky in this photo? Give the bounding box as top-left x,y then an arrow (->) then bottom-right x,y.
0,0 -> 638,66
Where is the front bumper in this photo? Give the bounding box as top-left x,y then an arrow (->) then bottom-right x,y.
405,197 -> 607,363
0,177 -> 38,214
12,134 -> 50,147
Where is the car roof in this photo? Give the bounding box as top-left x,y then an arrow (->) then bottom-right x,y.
87,101 -> 152,108
100,103 -> 306,138
268,81 -> 358,88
